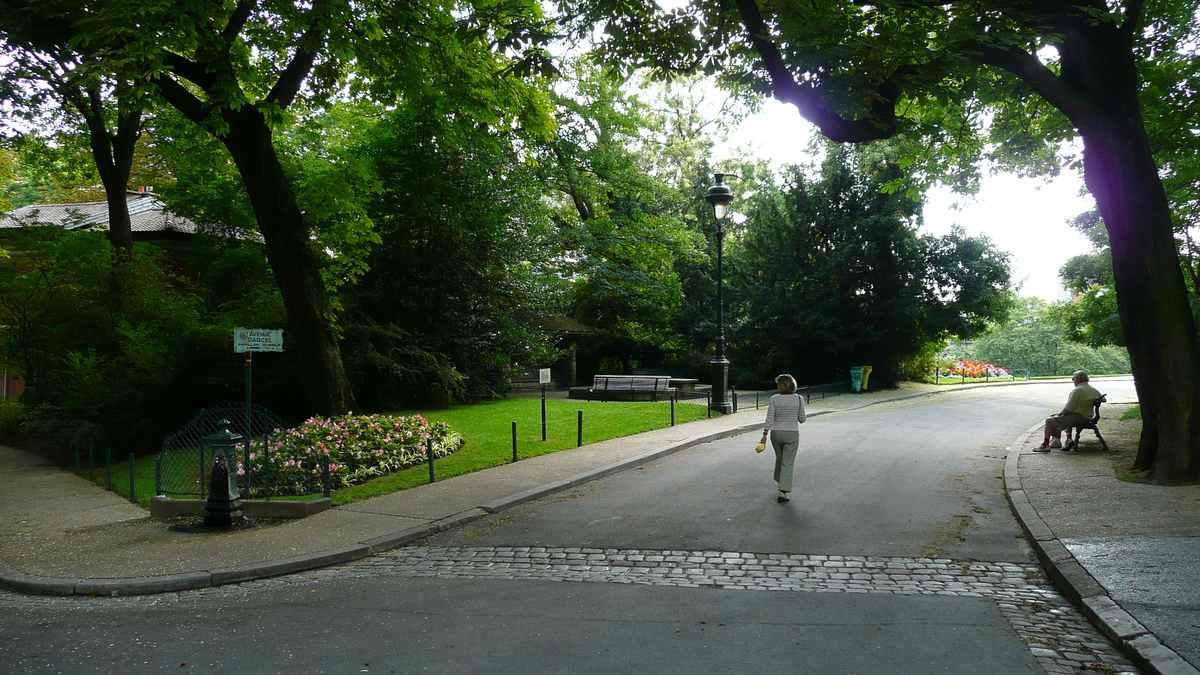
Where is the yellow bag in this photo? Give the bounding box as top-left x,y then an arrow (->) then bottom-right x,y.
755,441 -> 767,453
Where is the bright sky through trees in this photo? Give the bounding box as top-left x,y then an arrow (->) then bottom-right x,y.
723,98 -> 1095,302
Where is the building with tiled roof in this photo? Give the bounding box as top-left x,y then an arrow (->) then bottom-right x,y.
0,190 -> 199,255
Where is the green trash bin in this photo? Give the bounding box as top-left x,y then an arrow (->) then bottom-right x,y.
850,366 -> 864,393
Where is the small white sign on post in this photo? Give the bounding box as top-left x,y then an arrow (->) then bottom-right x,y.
538,368 -> 552,384
234,328 -> 284,353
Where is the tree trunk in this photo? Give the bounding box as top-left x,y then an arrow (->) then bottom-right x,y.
1047,17 -> 1200,483
78,97 -> 138,255
220,108 -> 358,417
1075,117 -> 1200,481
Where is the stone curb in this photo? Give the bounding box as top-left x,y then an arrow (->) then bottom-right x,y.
0,396 -> 900,598
1003,424 -> 1199,675
0,383 -> 1103,602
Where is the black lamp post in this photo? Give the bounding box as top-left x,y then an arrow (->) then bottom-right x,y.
706,172 -> 734,414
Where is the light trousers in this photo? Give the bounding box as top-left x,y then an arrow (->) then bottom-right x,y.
770,430 -> 800,493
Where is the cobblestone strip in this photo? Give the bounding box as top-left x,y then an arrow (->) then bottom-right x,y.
0,546 -> 1137,675
347,547 -> 1139,675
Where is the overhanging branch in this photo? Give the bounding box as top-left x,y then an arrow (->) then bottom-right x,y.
265,21 -> 326,108
965,41 -> 1091,124
732,0 -> 898,142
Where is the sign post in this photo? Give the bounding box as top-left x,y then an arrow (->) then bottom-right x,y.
233,328 -> 285,486
539,368 -> 551,441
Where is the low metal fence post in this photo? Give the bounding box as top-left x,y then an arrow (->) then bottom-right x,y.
577,410 -> 583,447
427,437 -> 436,484
321,454 -> 331,498
512,421 -> 518,462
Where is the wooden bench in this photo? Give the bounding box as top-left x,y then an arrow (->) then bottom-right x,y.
1064,394 -> 1108,451
576,375 -> 676,401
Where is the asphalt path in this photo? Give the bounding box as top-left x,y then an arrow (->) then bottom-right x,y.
0,383 -> 1138,674
428,384 -> 1072,561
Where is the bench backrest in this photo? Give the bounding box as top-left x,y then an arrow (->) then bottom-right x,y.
1088,394 -> 1107,424
592,375 -> 672,391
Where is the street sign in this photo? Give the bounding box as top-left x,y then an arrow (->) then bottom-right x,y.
539,368 -> 551,384
234,328 -> 284,353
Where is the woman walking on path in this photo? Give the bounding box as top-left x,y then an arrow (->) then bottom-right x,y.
759,374 -> 807,503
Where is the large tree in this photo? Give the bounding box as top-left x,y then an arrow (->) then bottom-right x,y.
590,0 -> 1200,481
730,146 -> 1011,384
1,3 -> 150,253
2,0 -> 555,417
537,64 -> 711,374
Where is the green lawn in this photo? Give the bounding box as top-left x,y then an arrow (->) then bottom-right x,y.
97,397 -> 711,508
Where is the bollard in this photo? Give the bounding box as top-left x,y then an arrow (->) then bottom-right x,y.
577,410 -> 583,447
128,453 -> 136,504
512,421 -> 518,462
707,392 -> 712,418
105,447 -> 113,490
541,390 -> 547,442
321,454 -> 331,498
427,437 -> 436,483
671,399 -> 675,426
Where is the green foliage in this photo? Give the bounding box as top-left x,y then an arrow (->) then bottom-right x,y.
340,324 -> 468,411
896,341 -> 943,383
0,229 -> 213,448
344,100 -> 562,400
970,299 -> 1131,377
727,144 -> 1011,386
539,65 -> 714,374
1,135 -> 105,206
0,400 -> 24,440
0,228 -> 304,449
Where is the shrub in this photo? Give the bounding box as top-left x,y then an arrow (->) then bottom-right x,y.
0,401 -> 24,440
241,413 -> 463,495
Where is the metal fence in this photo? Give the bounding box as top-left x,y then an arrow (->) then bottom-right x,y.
506,383 -> 712,405
933,367 -> 1031,385
155,402 -> 289,499
508,381 -> 855,412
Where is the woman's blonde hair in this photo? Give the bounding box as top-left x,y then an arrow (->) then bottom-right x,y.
775,374 -> 797,393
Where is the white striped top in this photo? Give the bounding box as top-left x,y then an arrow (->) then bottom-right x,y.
764,393 -> 807,432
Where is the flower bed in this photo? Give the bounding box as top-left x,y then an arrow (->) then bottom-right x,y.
938,360 -> 1010,379
240,413 -> 463,496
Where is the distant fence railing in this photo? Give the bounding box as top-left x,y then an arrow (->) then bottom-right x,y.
933,367 -> 1031,385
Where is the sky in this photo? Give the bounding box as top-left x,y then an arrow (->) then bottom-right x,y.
720,98 -> 1097,302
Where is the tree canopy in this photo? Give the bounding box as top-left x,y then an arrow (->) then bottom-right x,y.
586,0 -> 1200,482
729,145 -> 1011,385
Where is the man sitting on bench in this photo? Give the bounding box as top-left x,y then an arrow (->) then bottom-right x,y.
1035,370 -> 1102,452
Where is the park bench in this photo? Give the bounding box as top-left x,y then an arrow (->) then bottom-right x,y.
578,374 -> 676,401
1064,393 -> 1108,451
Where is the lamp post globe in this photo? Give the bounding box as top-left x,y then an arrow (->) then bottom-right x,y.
705,173 -> 734,414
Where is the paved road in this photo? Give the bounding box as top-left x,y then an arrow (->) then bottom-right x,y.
426,389 -> 1054,561
0,385 -> 1141,674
